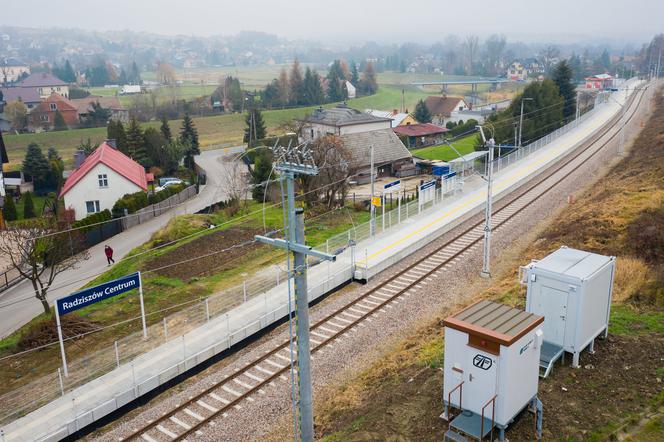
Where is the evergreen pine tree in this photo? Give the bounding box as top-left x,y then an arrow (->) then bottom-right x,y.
107,120 -> 127,153
179,113 -> 200,170
22,143 -> 51,191
2,195 -> 17,221
23,192 -> 36,219
304,68 -> 325,105
53,111 -> 67,131
47,147 -> 64,190
125,117 -> 148,165
160,114 -> 172,141
350,62 -> 360,85
251,150 -> 273,202
143,127 -> 166,170
552,60 -> 576,120
289,59 -> 304,106
62,60 -> 76,83
414,99 -> 432,123
118,69 -> 128,85
130,61 -> 141,84
244,108 -> 267,144
326,60 -> 347,102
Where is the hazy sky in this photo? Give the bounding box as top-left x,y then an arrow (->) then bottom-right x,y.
1,0 -> 660,45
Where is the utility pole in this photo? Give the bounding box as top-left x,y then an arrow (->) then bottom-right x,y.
369,144 -> 376,238
575,90 -> 581,126
255,143 -> 336,442
478,126 -> 494,278
518,97 -> 533,147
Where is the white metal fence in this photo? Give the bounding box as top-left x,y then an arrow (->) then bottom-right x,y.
0,97 -> 610,427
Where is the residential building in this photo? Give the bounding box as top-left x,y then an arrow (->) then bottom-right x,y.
0,130 -> 7,200
393,123 -> 449,148
1,58 -> 30,84
0,86 -> 42,111
60,141 -> 148,220
19,72 -> 69,99
345,81 -> 356,99
0,95 -> 9,132
507,61 -> 528,81
299,104 -> 413,183
424,96 -> 469,126
28,93 -> 79,130
70,96 -> 129,123
585,74 -> 614,90
366,109 -> 418,127
300,103 -> 394,140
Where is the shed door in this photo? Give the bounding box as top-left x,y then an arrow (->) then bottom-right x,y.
465,349 -> 498,411
540,285 -> 567,346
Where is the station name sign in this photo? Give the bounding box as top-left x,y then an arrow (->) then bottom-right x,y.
56,272 -> 141,316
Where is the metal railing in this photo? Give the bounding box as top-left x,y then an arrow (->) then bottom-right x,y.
122,185 -> 198,230
447,380 -> 464,420
0,267 -> 23,293
480,394 -> 498,441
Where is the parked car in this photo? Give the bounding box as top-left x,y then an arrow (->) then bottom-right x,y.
155,179 -> 184,192
158,177 -> 183,186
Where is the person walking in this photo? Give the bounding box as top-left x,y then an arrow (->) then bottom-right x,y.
104,245 -> 115,266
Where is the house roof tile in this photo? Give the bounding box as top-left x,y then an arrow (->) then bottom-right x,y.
70,96 -> 127,114
0,87 -> 41,104
424,96 -> 466,117
60,142 -> 148,197
302,104 -> 391,127
339,128 -> 412,169
19,72 -> 67,88
393,123 -> 448,137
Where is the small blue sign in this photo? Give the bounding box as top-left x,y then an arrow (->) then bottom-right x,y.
56,272 -> 141,316
420,180 -> 436,191
383,179 -> 401,192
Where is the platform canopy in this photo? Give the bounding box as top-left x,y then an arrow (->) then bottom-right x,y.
448,150 -> 488,174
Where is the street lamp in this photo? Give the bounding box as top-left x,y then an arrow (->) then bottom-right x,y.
477,125 -> 495,278
518,97 -> 534,148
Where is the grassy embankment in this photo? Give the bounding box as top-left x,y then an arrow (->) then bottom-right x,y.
294,93 -> 664,441
2,84 -> 430,170
0,200 -> 370,395
410,134 -> 478,161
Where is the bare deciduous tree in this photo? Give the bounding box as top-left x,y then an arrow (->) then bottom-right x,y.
0,221 -> 89,315
220,157 -> 250,213
464,35 -> 480,75
297,135 -> 357,209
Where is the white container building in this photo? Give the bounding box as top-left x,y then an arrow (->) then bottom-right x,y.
522,246 -> 616,376
442,300 -> 544,441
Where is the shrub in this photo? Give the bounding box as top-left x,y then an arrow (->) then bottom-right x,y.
2,195 -> 17,221
112,184 -> 187,217
23,192 -> 36,219
626,205 -> 664,265
72,209 -> 112,232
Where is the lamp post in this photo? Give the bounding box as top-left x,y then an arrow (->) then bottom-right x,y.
477,125 -> 495,278
518,97 -> 534,148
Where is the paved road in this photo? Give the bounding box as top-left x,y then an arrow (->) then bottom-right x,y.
0,146 -> 245,338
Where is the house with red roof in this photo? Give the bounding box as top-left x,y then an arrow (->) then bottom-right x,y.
60,141 -> 148,220
28,93 -> 79,130
393,123 -> 449,148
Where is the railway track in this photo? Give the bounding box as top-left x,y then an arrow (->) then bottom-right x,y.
119,84 -> 648,442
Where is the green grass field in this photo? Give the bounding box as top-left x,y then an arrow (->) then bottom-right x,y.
410,134 -> 479,161
3,85 -> 430,169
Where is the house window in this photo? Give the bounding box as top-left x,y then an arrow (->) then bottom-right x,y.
86,200 -> 101,214
40,114 -> 49,122
56,87 -> 61,91
49,103 -> 57,111
98,174 -> 108,188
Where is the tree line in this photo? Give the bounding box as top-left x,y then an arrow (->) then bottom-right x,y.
104,114 -> 199,173
259,59 -> 378,109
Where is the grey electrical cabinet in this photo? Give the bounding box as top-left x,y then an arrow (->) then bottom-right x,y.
523,246 -> 615,375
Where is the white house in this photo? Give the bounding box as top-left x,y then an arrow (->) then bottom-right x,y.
345,81 -> 356,99
60,141 -> 148,220
300,103 -> 393,140
507,61 -> 528,81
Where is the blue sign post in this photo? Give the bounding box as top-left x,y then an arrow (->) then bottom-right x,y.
54,272 -> 145,377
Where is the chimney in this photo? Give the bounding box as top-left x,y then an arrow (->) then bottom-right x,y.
106,138 -> 117,149
74,150 -> 86,169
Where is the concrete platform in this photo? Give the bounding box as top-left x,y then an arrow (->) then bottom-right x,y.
1,81 -> 643,441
